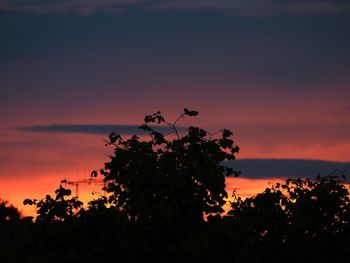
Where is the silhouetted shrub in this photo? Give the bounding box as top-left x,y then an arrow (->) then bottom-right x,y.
0,199 -> 20,223
226,175 -> 350,262
96,109 -> 239,227
24,185 -> 83,223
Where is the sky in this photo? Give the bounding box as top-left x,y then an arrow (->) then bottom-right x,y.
1,0 -> 350,215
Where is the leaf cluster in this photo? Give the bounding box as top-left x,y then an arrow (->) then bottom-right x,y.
24,185 -> 83,223
98,109 -> 239,225
228,175 -> 350,244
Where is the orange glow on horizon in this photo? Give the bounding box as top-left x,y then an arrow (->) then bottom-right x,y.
0,173 -> 277,217
1,116 -> 349,218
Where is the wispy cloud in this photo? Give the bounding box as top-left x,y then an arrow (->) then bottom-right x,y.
149,0 -> 350,16
225,158 -> 350,179
18,122 -> 350,148
1,0 -> 349,16
17,124 -> 185,135
0,0 -> 135,15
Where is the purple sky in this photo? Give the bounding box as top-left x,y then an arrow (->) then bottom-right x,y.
0,0 -> 350,214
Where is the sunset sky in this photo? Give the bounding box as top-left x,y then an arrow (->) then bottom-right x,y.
1,0 -> 350,215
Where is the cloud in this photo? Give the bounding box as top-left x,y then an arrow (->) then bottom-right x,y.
17,124 -> 185,135
224,158 -> 350,179
18,122 -> 350,149
0,0 -> 350,16
149,0 -> 350,16
0,0 -> 134,15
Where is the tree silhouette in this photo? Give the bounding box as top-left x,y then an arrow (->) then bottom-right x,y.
95,109 -> 240,227
228,175 -> 350,237
24,185 -> 83,223
0,199 -> 20,222
226,174 -> 350,262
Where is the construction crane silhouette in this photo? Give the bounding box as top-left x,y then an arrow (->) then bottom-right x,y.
61,178 -> 105,198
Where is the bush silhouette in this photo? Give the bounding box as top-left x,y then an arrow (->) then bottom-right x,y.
96,109 -> 240,226
226,175 -> 350,262
0,199 -> 20,222
24,185 -> 83,223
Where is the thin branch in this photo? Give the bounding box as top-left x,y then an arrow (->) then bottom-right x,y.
162,120 -> 174,127
207,130 -> 223,140
173,113 -> 185,126
169,113 -> 184,140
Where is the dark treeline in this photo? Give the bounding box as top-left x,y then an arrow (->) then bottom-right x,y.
1,110 -> 350,263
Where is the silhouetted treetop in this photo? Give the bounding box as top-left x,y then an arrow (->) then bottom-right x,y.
0,199 -> 20,222
227,175 -> 350,244
96,109 -> 240,225
24,185 -> 83,223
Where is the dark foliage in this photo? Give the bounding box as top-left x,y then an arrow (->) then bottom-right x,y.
1,110 -> 350,263
0,199 -> 21,223
100,109 -> 239,227
23,185 -> 83,223
226,175 -> 350,262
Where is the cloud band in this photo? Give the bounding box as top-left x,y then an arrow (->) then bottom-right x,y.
1,0 -> 349,16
